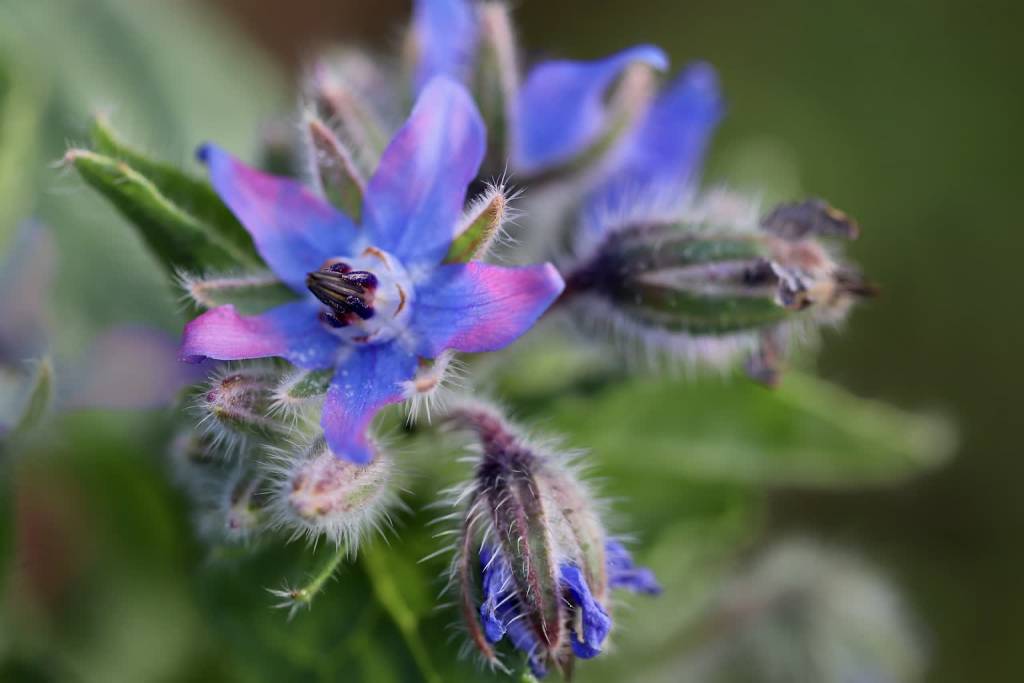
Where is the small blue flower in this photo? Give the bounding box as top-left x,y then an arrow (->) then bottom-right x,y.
180,78 -> 564,463
411,0 -> 669,174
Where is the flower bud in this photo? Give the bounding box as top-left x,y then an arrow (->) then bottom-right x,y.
269,436 -> 398,547
444,401 -> 658,677
197,469 -> 267,544
196,365 -> 279,449
564,192 -> 873,382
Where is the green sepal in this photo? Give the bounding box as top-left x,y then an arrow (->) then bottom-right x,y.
69,148 -> 259,273
444,188 -> 507,264
89,115 -> 261,265
275,368 -> 333,405
180,271 -> 297,315
304,114 -> 365,221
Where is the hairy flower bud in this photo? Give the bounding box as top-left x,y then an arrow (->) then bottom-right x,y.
269,437 -> 398,547
196,365 -> 279,449
565,192 -> 873,383
443,401 -> 658,677
197,469 -> 267,544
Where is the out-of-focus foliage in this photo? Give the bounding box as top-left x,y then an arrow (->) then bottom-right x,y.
0,0 -> 969,682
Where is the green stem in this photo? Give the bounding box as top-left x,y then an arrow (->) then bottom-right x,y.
360,543 -> 442,683
284,542 -> 347,610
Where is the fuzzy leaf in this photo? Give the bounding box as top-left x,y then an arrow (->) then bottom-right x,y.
275,368 -> 333,405
90,116 -> 262,264
444,188 -> 507,263
180,272 -> 297,314
69,148 -> 259,273
304,115 -> 366,221
512,362 -> 954,488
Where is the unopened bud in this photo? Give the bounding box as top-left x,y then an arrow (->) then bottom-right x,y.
564,192 -> 873,381
269,437 -> 398,546
444,401 -> 658,677
196,365 -> 279,449
198,469 -> 267,544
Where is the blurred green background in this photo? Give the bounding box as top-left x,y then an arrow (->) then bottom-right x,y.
1,0 -> 1019,681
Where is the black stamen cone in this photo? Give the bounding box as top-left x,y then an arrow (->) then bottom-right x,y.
307,265 -> 378,322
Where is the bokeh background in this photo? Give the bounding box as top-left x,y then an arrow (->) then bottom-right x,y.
1,0 -> 1020,681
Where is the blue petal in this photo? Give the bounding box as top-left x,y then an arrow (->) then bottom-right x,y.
321,342 -> 418,464
560,564 -> 612,659
514,45 -> 668,174
411,0 -> 478,93
605,540 -> 662,595
411,262 -> 564,357
179,301 -> 339,370
199,144 -> 360,292
478,545 -> 548,676
593,62 -> 723,204
362,77 -> 485,267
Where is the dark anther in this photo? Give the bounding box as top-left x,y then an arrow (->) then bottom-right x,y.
307,265 -> 378,324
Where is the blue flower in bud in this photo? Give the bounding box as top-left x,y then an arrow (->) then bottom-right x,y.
447,403 -> 658,677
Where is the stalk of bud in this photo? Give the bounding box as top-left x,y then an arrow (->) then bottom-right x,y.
564,193 -> 874,383
269,436 -> 398,547
444,401 -> 658,677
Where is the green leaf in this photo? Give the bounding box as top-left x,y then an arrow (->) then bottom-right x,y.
90,115 -> 261,264
524,369 -> 954,488
180,271 -> 297,314
68,148 -> 259,273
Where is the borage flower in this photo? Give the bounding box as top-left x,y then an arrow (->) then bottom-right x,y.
445,402 -> 659,677
180,78 -> 564,463
409,0 -> 669,175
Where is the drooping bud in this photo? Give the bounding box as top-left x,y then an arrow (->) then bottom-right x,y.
563,191 -> 874,382
268,436 -> 399,547
196,365 -> 279,449
685,540 -> 923,683
443,401 -> 658,677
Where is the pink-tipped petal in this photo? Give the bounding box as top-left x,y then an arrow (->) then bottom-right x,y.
412,262 -> 565,357
199,144 -> 359,292
322,344 -> 418,464
362,77 -> 485,267
179,302 -> 338,369
514,45 -> 668,173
